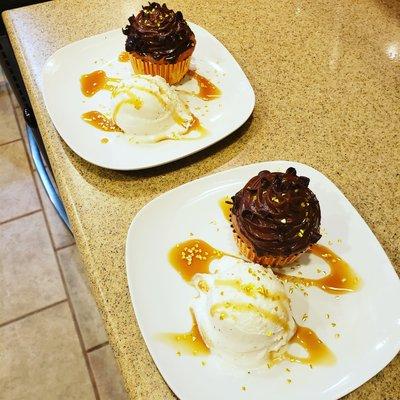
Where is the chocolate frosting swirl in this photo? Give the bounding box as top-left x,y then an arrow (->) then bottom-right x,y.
123,2 -> 195,63
232,168 -> 321,256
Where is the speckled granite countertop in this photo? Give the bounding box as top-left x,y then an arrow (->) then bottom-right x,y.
3,0 -> 399,398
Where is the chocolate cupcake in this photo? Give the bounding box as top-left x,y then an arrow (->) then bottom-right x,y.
123,2 -> 196,84
231,167 -> 321,267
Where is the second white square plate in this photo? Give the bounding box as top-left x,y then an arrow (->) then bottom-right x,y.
41,24 -> 255,170
125,161 -> 400,400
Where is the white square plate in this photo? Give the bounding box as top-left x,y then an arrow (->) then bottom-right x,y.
41,24 -> 254,170
125,161 -> 400,400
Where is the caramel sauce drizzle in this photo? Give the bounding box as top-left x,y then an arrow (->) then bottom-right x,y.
219,196 -> 232,222
80,70 -> 208,139
270,325 -> 336,366
210,302 -> 289,330
80,70 -> 120,97
186,70 -> 221,101
111,96 -> 143,124
81,111 -> 122,132
168,239 -> 224,282
277,244 -> 361,295
180,115 -> 208,140
214,279 -> 283,301
118,51 -> 130,62
167,237 -> 346,366
159,311 -> 209,356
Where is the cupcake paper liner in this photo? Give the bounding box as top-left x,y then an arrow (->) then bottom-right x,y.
129,55 -> 191,85
233,232 -> 305,267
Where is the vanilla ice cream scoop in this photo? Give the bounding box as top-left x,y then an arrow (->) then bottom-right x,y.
111,75 -> 193,143
191,257 -> 296,368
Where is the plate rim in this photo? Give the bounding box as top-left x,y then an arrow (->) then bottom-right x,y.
41,23 -> 255,171
125,160 -> 400,400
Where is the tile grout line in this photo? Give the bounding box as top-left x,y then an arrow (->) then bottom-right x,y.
0,299 -> 67,328
0,137 -> 22,147
55,252 -> 101,400
34,166 -> 101,399
86,341 -> 109,354
26,150 -> 101,399
0,209 -> 41,226
56,242 -> 76,252
6,85 -> 101,400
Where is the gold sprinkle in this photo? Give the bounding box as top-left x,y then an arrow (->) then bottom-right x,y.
176,351 -> 181,356
335,333 -> 340,338
247,371 -> 251,374
266,331 -> 273,337
303,292 -> 309,297
267,363 -> 271,369
309,364 -> 313,369
198,280 -> 209,292
201,361 -> 206,366
316,268 -> 322,273
331,322 -> 337,327
287,379 -> 292,384
325,313 -> 330,319
285,368 -> 291,373
302,313 -> 308,321
241,386 -> 246,391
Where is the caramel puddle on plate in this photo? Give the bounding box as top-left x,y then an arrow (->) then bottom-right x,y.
80,70 -> 120,97
158,310 -> 209,356
270,325 -> 336,367
118,51 -> 130,62
219,196 -> 232,222
80,69 -> 207,140
168,239 -> 224,281
81,111 -> 122,133
178,70 -> 221,100
277,245 -> 362,295
186,70 -> 221,101
180,115 -> 208,140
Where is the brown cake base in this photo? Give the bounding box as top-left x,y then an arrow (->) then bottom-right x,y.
128,47 -> 194,85
233,232 -> 305,267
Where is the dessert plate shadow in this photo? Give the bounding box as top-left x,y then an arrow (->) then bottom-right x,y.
125,161 -> 400,400
41,24 -> 255,170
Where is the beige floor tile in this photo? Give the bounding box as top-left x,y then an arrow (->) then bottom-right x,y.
89,345 -> 128,400
0,140 -> 40,223
0,302 -> 96,400
0,212 -> 66,324
34,171 -> 74,249
58,245 -> 107,350
0,85 -> 20,145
